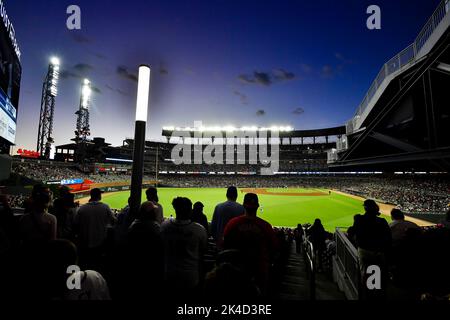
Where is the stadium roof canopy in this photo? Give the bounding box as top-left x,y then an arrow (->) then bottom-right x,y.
161,126 -> 346,138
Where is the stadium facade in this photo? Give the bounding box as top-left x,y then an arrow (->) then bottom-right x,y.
0,0 -> 21,180
329,0 -> 450,172
0,0 -> 21,153
55,126 -> 346,175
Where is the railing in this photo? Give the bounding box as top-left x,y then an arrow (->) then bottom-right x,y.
348,0 -> 450,134
334,228 -> 360,299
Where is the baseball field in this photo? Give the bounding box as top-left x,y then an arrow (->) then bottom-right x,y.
97,187 -> 387,231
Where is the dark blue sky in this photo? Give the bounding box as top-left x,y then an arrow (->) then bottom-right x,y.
5,0 -> 441,150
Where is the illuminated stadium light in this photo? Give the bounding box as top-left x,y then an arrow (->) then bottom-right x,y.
130,64 -> 151,217
50,56 -> 60,66
49,57 -> 60,97
81,79 -> 92,109
135,65 -> 151,122
164,125 -> 294,132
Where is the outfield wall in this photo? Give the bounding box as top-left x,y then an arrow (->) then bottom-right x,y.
72,180 -> 158,199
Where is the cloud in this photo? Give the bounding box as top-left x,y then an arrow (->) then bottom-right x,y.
160,66 -> 169,75
300,64 -> 313,74
273,69 -> 296,81
60,70 -> 81,80
106,84 -> 131,96
238,69 -> 296,86
73,63 -> 94,73
320,65 -> 335,79
117,66 -> 138,82
253,72 -> 272,86
89,51 -> 107,60
256,109 -> 266,116
70,33 -> 91,44
335,52 -> 354,64
233,90 -> 249,105
91,86 -> 102,94
60,63 -> 94,80
292,107 -> 305,115
318,53 -> 354,80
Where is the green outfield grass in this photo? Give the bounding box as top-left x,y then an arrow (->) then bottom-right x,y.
101,188 -> 386,231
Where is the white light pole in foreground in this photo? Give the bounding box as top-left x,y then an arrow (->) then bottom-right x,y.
130,65 -> 151,216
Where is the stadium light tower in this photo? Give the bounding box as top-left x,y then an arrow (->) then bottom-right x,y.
37,57 -> 60,159
75,79 -> 92,143
130,65 -> 151,216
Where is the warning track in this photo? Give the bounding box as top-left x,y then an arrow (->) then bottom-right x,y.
240,188 -> 329,197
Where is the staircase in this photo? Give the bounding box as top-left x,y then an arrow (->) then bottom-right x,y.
276,242 -> 346,300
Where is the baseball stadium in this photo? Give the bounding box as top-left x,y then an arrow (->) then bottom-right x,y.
0,0 -> 449,307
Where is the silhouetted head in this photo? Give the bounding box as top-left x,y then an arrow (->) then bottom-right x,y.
363,199 -> 380,216
58,185 -> 71,199
90,188 -> 102,202
193,201 -> 204,214
146,187 -> 159,202
391,208 -> 405,221
43,240 -> 78,297
32,184 -> 52,212
313,219 -> 323,227
44,239 -> 78,268
172,197 -> 192,220
138,201 -> 158,221
243,193 -> 259,216
226,186 -> 238,201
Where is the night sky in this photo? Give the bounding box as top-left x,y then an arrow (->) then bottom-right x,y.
5,0 -> 441,151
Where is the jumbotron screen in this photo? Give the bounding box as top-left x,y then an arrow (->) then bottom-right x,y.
0,0 -> 22,145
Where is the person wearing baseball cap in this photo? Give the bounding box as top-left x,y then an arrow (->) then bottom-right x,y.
223,193 -> 277,296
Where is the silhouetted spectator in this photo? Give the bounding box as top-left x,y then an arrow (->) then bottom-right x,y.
204,250 -> 260,301
19,185 -> 56,244
146,187 -> 164,224
352,199 -> 391,300
43,240 -> 111,300
223,193 -> 277,296
160,197 -> 207,296
347,214 -> 362,245
211,186 -> 245,248
307,219 -> 327,271
294,224 -> 304,253
192,202 -> 209,235
114,197 -> 132,246
74,188 -> 116,269
124,201 -> 164,299
389,208 -> 420,246
442,210 -> 450,229
52,186 -> 78,240
0,193 -> 17,254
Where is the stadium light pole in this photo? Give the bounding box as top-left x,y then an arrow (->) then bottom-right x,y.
130,65 -> 151,217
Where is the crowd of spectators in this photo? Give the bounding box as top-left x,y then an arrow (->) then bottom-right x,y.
299,204 -> 450,300
0,185 -> 296,301
10,160 -> 450,214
